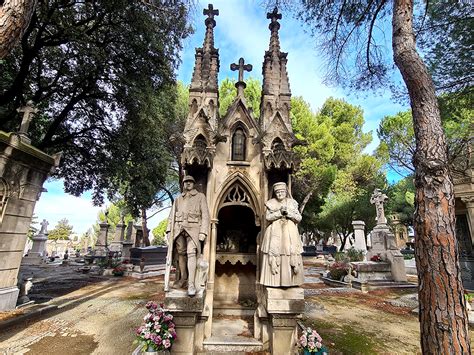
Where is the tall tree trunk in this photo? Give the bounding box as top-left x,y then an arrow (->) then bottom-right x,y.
141,207 -> 150,247
0,0 -> 37,59
392,1 -> 470,353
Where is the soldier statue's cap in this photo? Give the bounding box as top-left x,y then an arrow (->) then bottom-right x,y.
183,175 -> 195,183
273,182 -> 287,191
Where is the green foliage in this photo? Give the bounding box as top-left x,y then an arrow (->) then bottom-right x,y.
386,176 -> 415,227
219,78 -> 261,117
376,93 -> 473,175
48,218 -> 74,241
329,262 -> 349,281
27,214 -> 39,239
105,84 -> 178,215
291,97 -> 379,238
93,202 -> 134,243
152,219 -> 168,246
346,247 -> 364,262
0,0 -> 191,202
418,2 -> 473,95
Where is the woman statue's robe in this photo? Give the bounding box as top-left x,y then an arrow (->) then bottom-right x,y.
260,197 -> 304,287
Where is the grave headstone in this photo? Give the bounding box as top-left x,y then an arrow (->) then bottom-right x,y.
22,219 -> 49,265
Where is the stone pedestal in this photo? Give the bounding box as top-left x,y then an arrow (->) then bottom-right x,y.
109,222 -> 125,252
122,240 -> 133,260
0,131 -> 59,310
95,222 -> 109,256
352,220 -> 367,252
263,287 -> 304,355
165,289 -> 206,354
22,227 -> 48,265
368,224 -> 407,282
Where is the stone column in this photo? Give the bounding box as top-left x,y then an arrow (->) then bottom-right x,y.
352,220 -> 366,252
95,222 -> 109,257
204,219 -> 218,338
110,222 -> 125,252
122,222 -> 134,260
0,131 -> 59,311
22,220 -> 49,265
264,287 -> 304,355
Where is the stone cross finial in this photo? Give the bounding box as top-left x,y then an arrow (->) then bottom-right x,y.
17,100 -> 38,136
370,188 -> 388,225
39,219 -> 49,234
230,57 -> 252,83
203,4 -> 219,26
267,7 -> 282,29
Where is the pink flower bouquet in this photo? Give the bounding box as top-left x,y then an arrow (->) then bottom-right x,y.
136,301 -> 177,352
298,327 -> 328,354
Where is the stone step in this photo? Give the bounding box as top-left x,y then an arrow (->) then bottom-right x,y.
203,336 -> 264,353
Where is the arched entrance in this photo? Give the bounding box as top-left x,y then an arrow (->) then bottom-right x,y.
212,182 -> 260,337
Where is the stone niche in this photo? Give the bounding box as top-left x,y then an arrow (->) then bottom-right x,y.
0,131 -> 58,310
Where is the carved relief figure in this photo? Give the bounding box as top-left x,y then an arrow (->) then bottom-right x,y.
260,182 -> 304,287
166,175 -> 210,296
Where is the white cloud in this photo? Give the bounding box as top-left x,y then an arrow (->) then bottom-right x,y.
33,180 -> 103,235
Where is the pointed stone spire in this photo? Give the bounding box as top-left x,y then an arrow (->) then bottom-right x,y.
182,4 -> 220,169
261,7 -> 291,131
190,4 -> 220,93
267,7 -> 282,58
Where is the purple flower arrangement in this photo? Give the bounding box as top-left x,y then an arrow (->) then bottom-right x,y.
136,301 -> 177,352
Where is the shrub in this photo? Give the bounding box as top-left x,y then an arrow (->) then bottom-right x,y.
329,261 -> 349,280
346,247 -> 364,262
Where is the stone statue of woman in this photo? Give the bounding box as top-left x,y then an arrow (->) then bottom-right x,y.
260,182 -> 304,287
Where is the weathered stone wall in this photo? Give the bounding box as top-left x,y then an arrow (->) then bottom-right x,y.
0,131 -> 58,310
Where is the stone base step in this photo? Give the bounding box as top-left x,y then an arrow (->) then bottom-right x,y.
203,336 -> 265,353
352,280 -> 417,292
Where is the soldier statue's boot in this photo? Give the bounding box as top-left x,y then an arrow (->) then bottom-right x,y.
188,282 -> 196,296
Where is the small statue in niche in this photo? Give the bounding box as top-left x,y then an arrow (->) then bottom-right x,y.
260,182 -> 304,287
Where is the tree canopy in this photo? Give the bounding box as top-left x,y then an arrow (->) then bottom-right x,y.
48,218 -> 74,241
0,0 -> 191,203
376,93 -> 473,175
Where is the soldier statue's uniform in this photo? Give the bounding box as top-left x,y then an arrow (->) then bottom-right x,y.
166,175 -> 209,296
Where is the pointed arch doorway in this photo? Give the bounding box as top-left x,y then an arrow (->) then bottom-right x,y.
212,181 -> 261,331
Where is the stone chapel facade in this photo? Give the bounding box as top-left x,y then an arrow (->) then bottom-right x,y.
165,6 -> 304,354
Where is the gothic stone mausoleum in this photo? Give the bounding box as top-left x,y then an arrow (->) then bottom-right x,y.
164,5 -> 304,354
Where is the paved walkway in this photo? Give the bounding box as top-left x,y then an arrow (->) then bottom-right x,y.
0,263 -> 164,355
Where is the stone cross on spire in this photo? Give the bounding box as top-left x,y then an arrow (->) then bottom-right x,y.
204,4 -> 219,27
230,57 -> 252,97
267,7 -> 282,30
16,100 -> 38,143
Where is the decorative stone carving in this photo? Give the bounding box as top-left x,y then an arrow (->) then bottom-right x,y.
370,188 -> 388,225
260,182 -> 304,287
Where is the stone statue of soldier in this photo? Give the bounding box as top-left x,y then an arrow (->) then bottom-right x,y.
166,175 -> 210,296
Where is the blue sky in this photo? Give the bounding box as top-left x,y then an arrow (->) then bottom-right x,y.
34,0 -> 408,235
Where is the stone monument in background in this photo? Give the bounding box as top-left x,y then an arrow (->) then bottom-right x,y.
0,102 -> 60,310
22,219 -> 49,265
350,189 -> 412,291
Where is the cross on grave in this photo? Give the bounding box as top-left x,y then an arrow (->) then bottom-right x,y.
16,100 -> 38,136
267,7 -> 282,24
203,4 -> 219,26
230,57 -> 252,83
